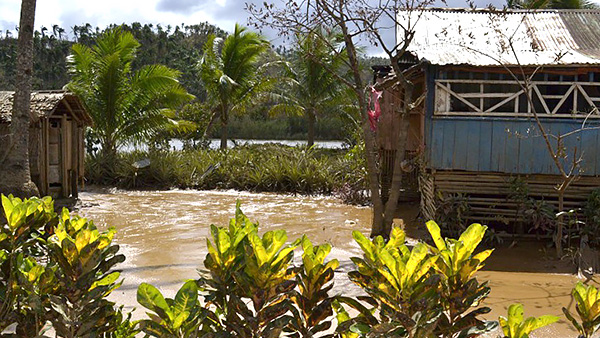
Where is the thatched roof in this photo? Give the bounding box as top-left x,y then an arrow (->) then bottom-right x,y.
0,90 -> 92,125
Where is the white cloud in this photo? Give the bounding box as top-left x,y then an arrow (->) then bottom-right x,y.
0,0 -> 244,35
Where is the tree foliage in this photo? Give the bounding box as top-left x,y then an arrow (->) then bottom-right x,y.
199,24 -> 271,149
269,26 -> 348,146
0,22 -> 226,93
67,27 -> 193,158
0,194 -> 130,336
506,0 -> 598,9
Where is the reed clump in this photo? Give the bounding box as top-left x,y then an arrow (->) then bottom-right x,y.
85,144 -> 367,197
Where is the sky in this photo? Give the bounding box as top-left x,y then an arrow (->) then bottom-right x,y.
0,0 -> 506,54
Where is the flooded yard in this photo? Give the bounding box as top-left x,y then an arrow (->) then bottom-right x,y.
77,188 -> 592,337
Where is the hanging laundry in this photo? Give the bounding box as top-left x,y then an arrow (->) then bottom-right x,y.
368,86 -> 383,131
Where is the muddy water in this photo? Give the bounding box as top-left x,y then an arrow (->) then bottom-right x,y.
78,188 -> 589,337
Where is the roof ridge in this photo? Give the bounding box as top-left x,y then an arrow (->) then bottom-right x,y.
416,7 -> 600,13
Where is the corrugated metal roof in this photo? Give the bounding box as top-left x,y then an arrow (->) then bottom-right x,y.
398,8 -> 600,66
0,90 -> 92,125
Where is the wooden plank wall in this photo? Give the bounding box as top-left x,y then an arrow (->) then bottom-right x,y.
434,170 -> 600,222
428,117 -> 600,176
377,78 -> 425,152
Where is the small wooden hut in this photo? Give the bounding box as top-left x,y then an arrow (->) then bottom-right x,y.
379,8 -> 600,224
0,90 -> 92,198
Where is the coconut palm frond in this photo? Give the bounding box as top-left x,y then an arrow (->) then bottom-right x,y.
198,23 -> 270,148
67,27 -> 194,155
268,103 -> 305,117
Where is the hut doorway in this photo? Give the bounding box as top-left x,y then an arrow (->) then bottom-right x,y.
48,118 -> 62,196
46,115 -> 78,198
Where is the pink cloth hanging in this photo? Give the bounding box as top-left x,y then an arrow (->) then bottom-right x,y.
368,87 -> 383,131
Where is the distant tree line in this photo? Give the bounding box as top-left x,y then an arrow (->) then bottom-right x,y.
0,22 -> 227,99
0,22 -> 380,142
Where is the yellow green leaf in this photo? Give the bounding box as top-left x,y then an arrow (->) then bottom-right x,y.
426,221 -> 446,252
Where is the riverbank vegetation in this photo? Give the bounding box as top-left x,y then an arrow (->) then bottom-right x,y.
0,22 -> 366,143
85,144 -> 368,202
2,194 -> 596,337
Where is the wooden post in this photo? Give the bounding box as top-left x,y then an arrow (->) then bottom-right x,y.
70,170 -> 77,199
61,114 -> 68,197
42,118 -> 49,196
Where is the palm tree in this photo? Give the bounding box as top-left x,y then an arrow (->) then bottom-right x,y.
269,28 -> 346,147
0,0 -> 40,198
67,27 -> 194,162
199,24 -> 270,149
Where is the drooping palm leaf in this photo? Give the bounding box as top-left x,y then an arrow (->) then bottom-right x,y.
198,24 -> 270,148
268,26 -> 350,145
67,27 -> 194,155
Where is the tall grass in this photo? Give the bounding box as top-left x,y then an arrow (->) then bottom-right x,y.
85,144 -> 367,198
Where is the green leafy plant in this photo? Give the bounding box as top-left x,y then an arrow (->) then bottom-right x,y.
434,192 -> 471,239
499,303 -> 558,338
339,227 -> 441,337
231,229 -> 300,337
288,235 -> 339,337
0,194 -> 56,334
583,189 -> 600,247
102,306 -> 141,338
426,221 -> 497,338
11,253 -> 57,336
1,194 -> 129,337
137,280 -> 217,337
563,282 -> 600,338
47,209 -> 125,337
85,145 -> 350,196
198,202 -> 257,333
199,202 -> 302,337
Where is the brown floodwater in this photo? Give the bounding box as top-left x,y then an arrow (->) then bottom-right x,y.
77,188 -> 594,337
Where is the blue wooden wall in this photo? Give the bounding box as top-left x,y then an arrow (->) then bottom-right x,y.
424,67 -> 600,176
427,117 -> 600,175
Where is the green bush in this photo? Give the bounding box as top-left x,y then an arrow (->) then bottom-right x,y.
334,222 -> 497,338
85,144 -> 366,197
500,303 -> 558,338
563,282 -> 600,338
47,208 -> 125,337
0,194 -> 129,337
3,194 -> 579,337
139,202 -> 340,337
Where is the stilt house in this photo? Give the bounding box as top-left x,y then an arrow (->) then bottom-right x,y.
0,90 -> 92,198
380,8 -> 600,224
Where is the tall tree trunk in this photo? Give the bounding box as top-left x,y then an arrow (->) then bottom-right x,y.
330,6 -> 386,238
220,106 -> 228,149
307,109 -> 315,147
364,118 -> 385,238
382,80 -> 414,234
0,0 -> 39,198
100,138 -> 118,178
383,109 -> 411,232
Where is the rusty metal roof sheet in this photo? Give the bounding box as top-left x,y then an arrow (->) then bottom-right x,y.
0,90 -> 92,125
399,8 -> 600,66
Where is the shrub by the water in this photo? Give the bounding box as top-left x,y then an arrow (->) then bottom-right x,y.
0,194 -> 131,336
85,144 -> 368,198
2,194 -> 591,337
